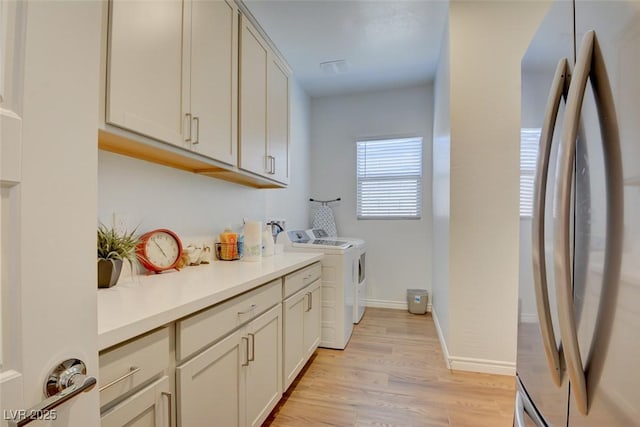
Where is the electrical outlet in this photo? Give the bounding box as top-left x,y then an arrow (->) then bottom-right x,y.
113,212 -> 128,235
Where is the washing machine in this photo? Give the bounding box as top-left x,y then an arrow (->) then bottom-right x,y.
307,229 -> 367,324
277,229 -> 357,349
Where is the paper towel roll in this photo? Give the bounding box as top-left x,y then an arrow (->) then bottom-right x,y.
243,221 -> 262,261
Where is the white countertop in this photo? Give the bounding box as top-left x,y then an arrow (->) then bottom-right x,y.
98,252 -> 323,351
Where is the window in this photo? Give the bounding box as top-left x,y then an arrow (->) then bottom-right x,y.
356,137 -> 423,219
520,128 -> 541,217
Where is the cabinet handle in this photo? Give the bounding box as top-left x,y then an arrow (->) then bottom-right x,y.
98,366 -> 141,392
184,113 -> 192,143
532,57 -> 568,388
242,336 -> 250,366
309,291 -> 313,311
193,116 -> 200,145
161,391 -> 172,427
248,333 -> 255,362
237,304 -> 257,315
270,156 -> 276,174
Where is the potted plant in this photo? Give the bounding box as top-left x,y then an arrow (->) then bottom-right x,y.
97,224 -> 138,288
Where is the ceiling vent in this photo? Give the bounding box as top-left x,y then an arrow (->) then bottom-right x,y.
319,60 -> 349,75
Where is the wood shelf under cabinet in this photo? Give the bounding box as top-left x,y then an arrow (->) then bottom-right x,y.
98,128 -> 284,189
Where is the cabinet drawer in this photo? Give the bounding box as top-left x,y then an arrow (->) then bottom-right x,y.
283,262 -> 321,298
177,279 -> 281,362
99,327 -> 170,409
100,376 -> 170,427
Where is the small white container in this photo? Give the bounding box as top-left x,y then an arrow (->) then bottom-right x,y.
243,221 -> 262,261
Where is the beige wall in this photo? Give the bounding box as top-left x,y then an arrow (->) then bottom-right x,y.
432,16 -> 451,347
310,85 -> 434,307
433,0 -> 551,374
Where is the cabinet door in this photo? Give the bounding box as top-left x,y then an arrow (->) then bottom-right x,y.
267,56 -> 289,184
189,0 -> 238,165
0,0 -> 24,184
107,0 -> 185,146
283,290 -> 306,390
239,15 -> 269,177
101,376 -> 171,427
177,330 -> 245,427
245,304 -> 282,427
303,280 -> 322,357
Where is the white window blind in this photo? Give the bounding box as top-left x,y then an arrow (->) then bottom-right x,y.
520,128 -> 541,217
356,137 -> 423,219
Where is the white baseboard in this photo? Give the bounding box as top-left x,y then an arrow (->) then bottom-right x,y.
365,298 -> 432,313
431,307 -> 451,369
431,308 -> 515,375
448,356 -> 516,376
520,313 -> 537,324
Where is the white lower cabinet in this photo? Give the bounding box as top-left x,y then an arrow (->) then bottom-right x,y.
99,263 -> 321,427
283,277 -> 321,391
101,376 -> 171,427
176,329 -> 244,426
303,281 -> 322,356
245,305 -> 282,427
176,304 -> 282,427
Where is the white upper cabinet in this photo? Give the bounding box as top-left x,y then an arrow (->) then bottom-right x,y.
239,14 -> 290,184
104,0 -> 290,186
106,0 -> 185,147
185,0 -> 238,165
239,16 -> 268,176
107,0 -> 239,165
268,56 -> 290,184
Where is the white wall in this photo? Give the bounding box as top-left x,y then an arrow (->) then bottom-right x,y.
98,80 -> 311,247
310,85 -> 434,307
432,18 -> 451,346
431,0 -> 551,375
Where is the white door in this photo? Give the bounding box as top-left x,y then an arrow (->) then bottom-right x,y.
101,377 -> 170,427
239,15 -> 269,178
188,0 -> 238,165
303,281 -> 321,356
1,1 -> 100,426
176,330 -> 245,427
266,56 -> 289,184
245,305 -> 282,427
107,0 -> 185,147
282,291 -> 305,390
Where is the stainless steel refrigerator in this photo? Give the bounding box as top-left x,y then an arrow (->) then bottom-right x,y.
516,0 -> 640,425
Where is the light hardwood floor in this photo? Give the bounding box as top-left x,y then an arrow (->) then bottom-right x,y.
264,308 -> 516,427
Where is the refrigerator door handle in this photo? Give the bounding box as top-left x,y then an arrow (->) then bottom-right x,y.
532,57 -> 569,388
554,30 -> 624,416
514,392 -> 526,427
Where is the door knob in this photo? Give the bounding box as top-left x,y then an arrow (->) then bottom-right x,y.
8,359 -> 96,427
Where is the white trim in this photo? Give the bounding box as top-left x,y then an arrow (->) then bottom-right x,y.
365,299 -> 432,313
448,356 -> 516,376
1,109 -> 23,184
431,307 -> 451,369
520,313 -> 537,324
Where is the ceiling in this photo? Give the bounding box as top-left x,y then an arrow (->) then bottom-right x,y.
243,0 -> 448,98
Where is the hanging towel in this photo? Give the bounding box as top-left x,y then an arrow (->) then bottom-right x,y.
313,205 -> 338,237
